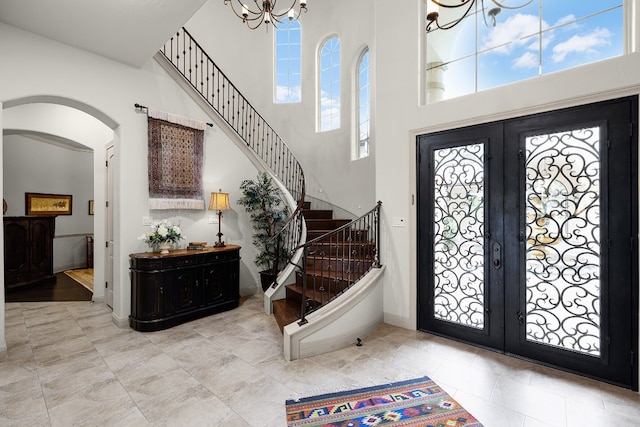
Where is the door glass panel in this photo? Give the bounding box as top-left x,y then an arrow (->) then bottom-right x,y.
433,143 -> 485,329
524,127 -> 601,356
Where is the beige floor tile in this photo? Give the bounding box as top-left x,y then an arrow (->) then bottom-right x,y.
453,389 -> 526,427
491,376 -> 567,427
0,296 -> 636,427
0,376 -> 50,425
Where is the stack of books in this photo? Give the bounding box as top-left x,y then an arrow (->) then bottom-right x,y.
187,241 -> 207,250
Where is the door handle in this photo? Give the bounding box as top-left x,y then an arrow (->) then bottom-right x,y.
492,242 -> 501,269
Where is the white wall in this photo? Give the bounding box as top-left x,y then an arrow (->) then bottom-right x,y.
0,21 -> 263,328
3,134 -> 94,272
185,0 -> 377,216
372,0 -> 640,378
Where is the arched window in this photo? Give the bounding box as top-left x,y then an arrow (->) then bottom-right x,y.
319,36 -> 340,131
275,19 -> 301,103
356,49 -> 370,158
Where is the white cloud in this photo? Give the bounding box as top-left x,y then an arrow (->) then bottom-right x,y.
552,27 -> 612,62
554,14 -> 577,27
276,85 -> 301,103
320,90 -> 340,130
513,51 -> 538,69
481,13 -> 542,53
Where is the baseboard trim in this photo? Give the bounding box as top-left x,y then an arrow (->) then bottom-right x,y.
111,312 -> 129,329
383,312 -> 415,330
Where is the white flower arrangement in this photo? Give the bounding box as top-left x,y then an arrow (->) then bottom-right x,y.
138,220 -> 185,246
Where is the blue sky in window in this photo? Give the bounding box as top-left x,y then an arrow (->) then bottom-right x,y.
427,0 -> 623,99
320,37 -> 341,131
358,50 -> 371,157
275,19 -> 301,103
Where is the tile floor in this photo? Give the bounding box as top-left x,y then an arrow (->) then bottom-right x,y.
1,295 -> 639,426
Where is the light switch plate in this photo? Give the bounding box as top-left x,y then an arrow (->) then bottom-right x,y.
142,216 -> 152,226
392,217 -> 406,227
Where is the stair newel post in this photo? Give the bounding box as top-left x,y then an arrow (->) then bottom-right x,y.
299,244 -> 309,325
273,232 -> 282,287
374,201 -> 382,268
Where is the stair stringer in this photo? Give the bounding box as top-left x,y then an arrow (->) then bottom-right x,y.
154,52 -> 307,304
283,266 -> 385,361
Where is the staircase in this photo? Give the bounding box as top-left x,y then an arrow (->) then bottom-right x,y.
272,202 -> 380,332
156,27 -> 384,359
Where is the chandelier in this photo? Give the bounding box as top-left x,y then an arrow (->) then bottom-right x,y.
426,0 -> 533,32
224,0 -> 308,30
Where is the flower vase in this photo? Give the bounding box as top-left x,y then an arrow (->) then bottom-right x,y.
158,242 -> 172,255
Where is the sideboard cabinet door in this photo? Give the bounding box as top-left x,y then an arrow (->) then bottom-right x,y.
129,246 -> 241,331
172,267 -> 201,314
131,271 -> 165,321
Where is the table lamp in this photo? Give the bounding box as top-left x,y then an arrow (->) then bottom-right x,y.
208,189 -> 231,247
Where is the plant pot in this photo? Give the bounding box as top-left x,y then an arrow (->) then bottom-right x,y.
259,270 -> 278,292
158,242 -> 172,255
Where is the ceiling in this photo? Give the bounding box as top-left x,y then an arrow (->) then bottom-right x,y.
0,0 -> 208,67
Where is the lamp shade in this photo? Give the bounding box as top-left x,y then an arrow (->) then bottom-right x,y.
208,191 -> 230,211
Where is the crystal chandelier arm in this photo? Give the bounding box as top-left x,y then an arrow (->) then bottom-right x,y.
270,0 -> 298,20
491,0 -> 534,10
224,0 -> 268,29
427,0 -> 476,32
270,0 -> 308,24
225,0 -> 307,30
223,0 -> 249,21
430,0 -> 475,9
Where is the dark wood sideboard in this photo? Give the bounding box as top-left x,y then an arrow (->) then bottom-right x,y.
4,216 -> 56,290
129,245 -> 241,332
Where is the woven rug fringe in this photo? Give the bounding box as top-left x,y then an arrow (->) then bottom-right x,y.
148,108 -> 207,130
287,373 -> 419,403
148,198 -> 204,210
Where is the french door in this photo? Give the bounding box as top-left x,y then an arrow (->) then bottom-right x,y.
417,97 -> 638,389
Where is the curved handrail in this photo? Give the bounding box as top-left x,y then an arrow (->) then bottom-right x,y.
160,27 -> 306,279
296,202 -> 382,324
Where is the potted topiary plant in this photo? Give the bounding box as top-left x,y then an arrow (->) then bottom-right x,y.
237,172 -> 290,291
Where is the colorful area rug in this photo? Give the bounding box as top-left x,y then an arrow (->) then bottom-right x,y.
64,268 -> 94,292
286,376 -> 483,427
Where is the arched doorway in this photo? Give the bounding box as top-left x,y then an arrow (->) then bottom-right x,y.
1,97 -> 116,308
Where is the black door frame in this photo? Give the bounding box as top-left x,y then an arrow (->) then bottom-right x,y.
417,96 -> 639,390
417,123 -> 505,351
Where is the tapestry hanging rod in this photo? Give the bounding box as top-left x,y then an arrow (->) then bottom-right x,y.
134,103 -> 213,127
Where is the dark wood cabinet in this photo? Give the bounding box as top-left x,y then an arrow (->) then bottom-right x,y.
129,245 -> 240,331
4,216 -> 56,290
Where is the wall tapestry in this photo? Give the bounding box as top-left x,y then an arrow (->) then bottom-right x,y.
147,109 -> 206,210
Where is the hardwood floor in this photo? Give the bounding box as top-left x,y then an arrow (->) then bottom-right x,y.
5,272 -> 92,302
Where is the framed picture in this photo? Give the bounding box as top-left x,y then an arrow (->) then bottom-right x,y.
89,200 -> 94,215
25,193 -> 72,216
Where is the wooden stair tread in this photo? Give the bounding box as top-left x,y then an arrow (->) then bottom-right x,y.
286,283 -> 340,304
301,269 -> 370,281
302,209 -> 334,219
272,298 -> 300,332
310,241 -> 376,247
271,201 -> 377,334
305,218 -> 351,229
305,255 -> 374,262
